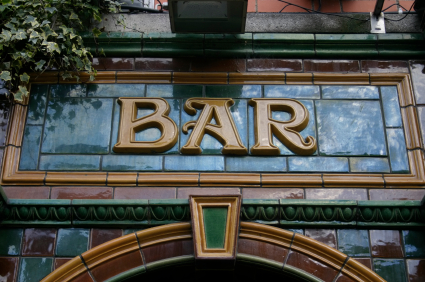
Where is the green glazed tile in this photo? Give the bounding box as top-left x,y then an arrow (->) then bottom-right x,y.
143,33 -> 204,42
402,230 -> 425,257
0,228 -> 23,255
316,45 -> 378,58
143,42 -> 204,57
322,86 -> 379,99
316,100 -> 386,156
253,44 -> 315,58
337,229 -> 370,257
18,257 -> 53,282
27,84 -> 48,125
164,156 -> 224,171
39,155 -> 100,170
88,84 -> 145,97
49,84 -> 86,98
349,157 -> 390,173
253,33 -> 314,43
203,207 -> 228,248
204,45 -> 253,57
205,33 -> 253,42
373,259 -> 406,282
288,157 -> 348,172
102,155 -> 162,171
206,85 -> 261,98
265,85 -> 319,99
19,126 -> 42,170
55,228 -> 89,256
378,33 -> 424,43
147,85 -> 202,98
386,128 -> 409,173
226,156 -> 286,172
41,98 -> 113,154
381,86 -> 402,127
315,34 -> 377,43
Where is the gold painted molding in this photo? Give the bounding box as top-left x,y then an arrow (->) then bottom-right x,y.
42,222 -> 385,282
2,72 -> 423,188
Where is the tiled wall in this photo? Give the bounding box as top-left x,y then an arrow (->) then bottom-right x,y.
0,227 -> 424,282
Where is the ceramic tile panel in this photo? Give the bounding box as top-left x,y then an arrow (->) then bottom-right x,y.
373,259 -> 407,282
226,156 -> 286,172
305,229 -> 337,249
50,187 -> 112,199
286,250 -> 339,281
418,106 -> 425,147
55,229 -> 89,257
409,61 -> 425,105
147,85 -> 202,98
19,126 -> 42,170
90,229 -> 122,248
17,257 -> 53,282
349,158 -> 390,173
54,258 -> 72,269
369,189 -> 425,200
2,186 -> 50,199
21,228 -> 56,257
93,58 -> 134,70
27,85 -> 47,125
49,84 -> 87,98
238,238 -> 288,262
288,157 -> 348,172
337,230 -> 370,257
142,239 -> 194,263
386,129 -> 410,173
114,187 -> 176,199
88,84 -> 145,97
135,58 -> 191,72
265,85 -> 320,99
370,230 -> 404,258
407,259 -> 425,282
306,189 -> 368,200
242,188 -> 303,199
190,58 -> 246,72
165,156 -> 224,171
247,59 -> 302,72
361,60 -> 409,73
39,155 -> 101,171
402,230 -> 425,258
381,86 -> 402,127
0,257 -> 18,282
102,155 -> 163,171
304,60 -> 360,73
177,188 -> 240,198
322,86 -> 379,99
0,229 -> 23,256
206,85 -> 261,98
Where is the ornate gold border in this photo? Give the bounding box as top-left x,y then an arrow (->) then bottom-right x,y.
42,222 -> 385,282
2,72 -> 423,188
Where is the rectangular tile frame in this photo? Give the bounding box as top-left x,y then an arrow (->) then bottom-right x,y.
2,72 -> 424,188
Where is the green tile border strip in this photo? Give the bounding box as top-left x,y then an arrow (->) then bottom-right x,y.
80,32 -> 425,58
0,186 -> 424,228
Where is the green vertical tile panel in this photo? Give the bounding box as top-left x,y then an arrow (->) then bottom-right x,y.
18,257 -> 53,282
253,34 -> 314,57
337,229 -> 370,257
27,84 -> 48,125
203,207 -> 228,249
381,86 -> 402,127
110,99 -> 121,154
19,126 -> 42,170
55,228 -> 89,257
386,128 -> 409,173
402,230 -> 425,257
373,259 -> 407,282
0,229 -> 23,256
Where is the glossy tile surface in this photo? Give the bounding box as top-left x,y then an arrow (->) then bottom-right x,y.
304,60 -> 360,72
147,84 -> 202,98
286,250 -> 339,281
238,238 -> 288,262
381,86 -> 402,127
191,58 -> 245,72
402,230 -> 425,257
39,155 -> 100,171
206,85 -> 261,98
316,100 -> 386,156
226,156 -> 286,172
90,229 -> 122,248
42,98 -> 113,154
288,157 -> 348,172
409,61 -> 425,104
322,86 -> 379,99
49,84 -> 86,98
3,186 -> 50,199
373,259 -> 407,282
418,107 -> 425,147
407,259 -> 425,282
305,229 -> 337,249
50,187 -> 112,199
0,257 -> 18,282
88,84 -> 145,97
102,155 -> 162,171
349,157 -> 390,173
114,187 -> 176,199
142,239 -> 194,263
54,258 -> 72,269
337,230 -> 370,257
55,229 -> 89,257
165,156 -> 224,171
0,229 -> 23,256
370,230 -> 403,258
306,189 -> 367,200
246,59 -> 302,72
386,128 -> 409,173
18,258 -> 53,282
369,189 -> 425,200
27,85 -> 48,125
177,188 -> 240,199
265,85 -> 319,99
19,126 -> 42,170
361,60 -> 409,73
242,188 -> 303,199
135,58 -> 190,71
21,228 -> 56,256
92,58 -> 134,70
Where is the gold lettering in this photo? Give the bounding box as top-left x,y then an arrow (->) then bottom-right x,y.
249,98 -> 317,155
181,98 -> 247,155
113,98 -> 178,153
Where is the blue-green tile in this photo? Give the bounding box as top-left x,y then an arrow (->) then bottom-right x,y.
41,98 -> 113,154
386,128 -> 409,173
49,84 -> 86,98
146,85 -> 202,98
373,259 -> 406,282
88,84 -> 145,97
18,257 -> 53,282
164,156 -> 224,171
0,229 -> 23,256
39,155 -> 100,170
226,156 -> 286,172
337,229 -> 370,257
248,100 -> 316,155
381,86 -> 402,127
402,230 -> 425,257
316,100 -> 387,156
206,85 -> 261,98
19,126 -> 42,170
55,228 -> 89,257
110,99 -> 121,153
322,86 -> 379,99
264,85 -> 320,99
181,99 -> 247,154
288,157 -> 348,172
102,155 -> 162,171
27,85 -> 48,125
349,157 -> 390,173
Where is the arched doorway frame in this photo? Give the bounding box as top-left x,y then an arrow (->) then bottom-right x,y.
42,222 -> 385,282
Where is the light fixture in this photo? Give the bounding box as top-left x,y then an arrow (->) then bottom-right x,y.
168,0 -> 248,33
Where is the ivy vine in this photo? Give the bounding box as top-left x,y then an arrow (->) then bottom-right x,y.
0,0 -> 122,101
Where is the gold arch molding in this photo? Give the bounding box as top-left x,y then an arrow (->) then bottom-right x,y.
42,222 -> 386,282
2,72 -> 424,188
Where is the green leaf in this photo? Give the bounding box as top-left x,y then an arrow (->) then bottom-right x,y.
2,0 -> 12,4
46,42 -> 61,53
45,7 -> 57,14
40,20 -> 51,27
14,30 -> 27,40
92,28 -> 102,37
1,30 -> 12,41
34,59 -> 46,71
29,30 -> 40,39
69,13 -> 79,20
14,86 -> 29,101
20,72 -> 30,83
0,71 -> 11,81
23,15 -> 37,26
